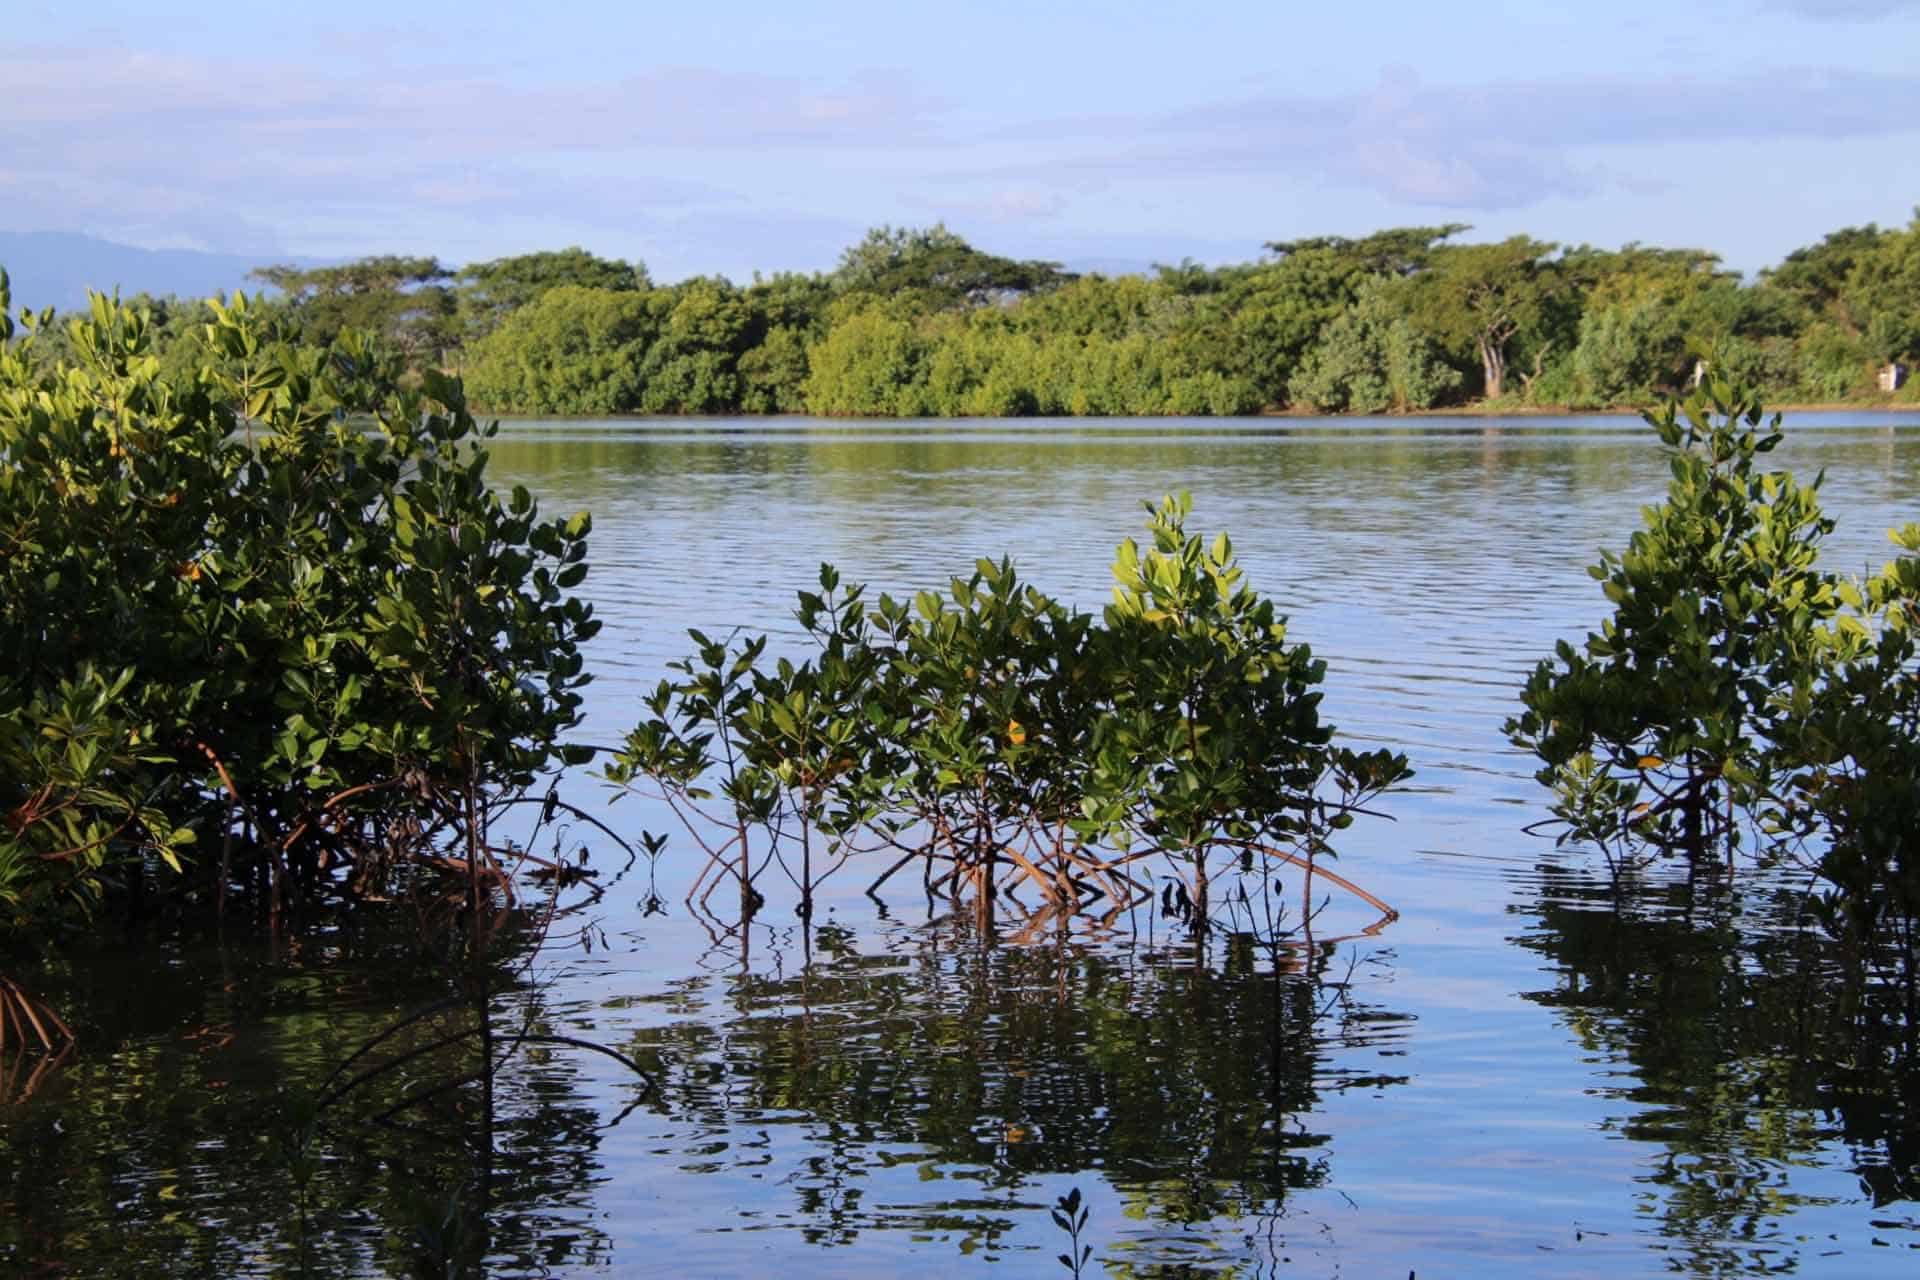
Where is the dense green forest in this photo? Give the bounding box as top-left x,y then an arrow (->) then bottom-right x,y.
11,217 -> 1920,417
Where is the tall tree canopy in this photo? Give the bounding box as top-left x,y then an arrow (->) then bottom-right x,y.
1838,214 -> 1920,364
832,224 -> 1073,310
1264,224 -> 1468,278
457,247 -> 649,341
18,214 -> 1918,418
251,255 -> 456,361
1414,237 -> 1565,400
1762,224 -> 1892,329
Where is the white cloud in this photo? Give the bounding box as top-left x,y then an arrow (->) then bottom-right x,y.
0,47 -> 944,153
5,36 -> 1915,269
1760,0 -> 1920,19
972,65 -> 1920,213
0,44 -> 917,259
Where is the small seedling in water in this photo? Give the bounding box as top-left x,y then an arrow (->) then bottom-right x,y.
1051,1185 -> 1091,1278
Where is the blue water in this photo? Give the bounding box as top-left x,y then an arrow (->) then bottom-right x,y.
6,411 -> 1918,1277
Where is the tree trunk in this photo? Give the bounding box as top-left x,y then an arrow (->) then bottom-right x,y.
1519,343 -> 1552,399
1479,336 -> 1506,400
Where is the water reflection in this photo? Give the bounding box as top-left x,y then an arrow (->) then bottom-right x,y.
1511,862 -> 1920,1273
0,908 -> 1415,1277
7,413 -> 1920,1276
608,913 -> 1409,1267
0,924 -> 629,1278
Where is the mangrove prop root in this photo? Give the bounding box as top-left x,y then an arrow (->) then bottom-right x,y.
0,976 -> 75,1054
1223,839 -> 1398,921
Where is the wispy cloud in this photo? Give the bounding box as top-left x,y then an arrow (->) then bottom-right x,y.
0,47 -> 945,151
1760,0 -> 1920,19
969,65 -> 1920,212
0,43 -> 946,258
4,36 -> 1914,269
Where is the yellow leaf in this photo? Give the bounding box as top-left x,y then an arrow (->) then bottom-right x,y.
1637,755 -> 1664,770
1007,720 -> 1026,746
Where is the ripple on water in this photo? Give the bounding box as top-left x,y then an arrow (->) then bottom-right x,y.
6,415 -> 1917,1279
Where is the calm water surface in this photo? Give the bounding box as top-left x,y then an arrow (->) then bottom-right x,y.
5,412 -> 1920,1278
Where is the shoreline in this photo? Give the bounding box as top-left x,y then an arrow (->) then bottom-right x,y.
1359,399 -> 1920,419
476,398 -> 1920,424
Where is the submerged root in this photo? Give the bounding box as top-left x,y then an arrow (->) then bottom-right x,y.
0,973 -> 75,1056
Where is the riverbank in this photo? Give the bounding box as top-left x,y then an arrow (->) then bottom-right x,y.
471,396 -> 1920,424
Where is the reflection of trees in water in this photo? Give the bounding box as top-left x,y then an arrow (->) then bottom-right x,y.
0,912 -> 1401,1275
1512,861 -> 1920,1274
484,424 -> 1919,544
624,914 -> 1407,1255
0,923 -> 628,1278
484,426 -> 1640,527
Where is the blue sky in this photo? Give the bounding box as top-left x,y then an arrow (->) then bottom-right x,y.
5,0 -> 1918,279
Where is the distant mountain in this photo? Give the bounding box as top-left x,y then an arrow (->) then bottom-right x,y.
0,231 -> 328,312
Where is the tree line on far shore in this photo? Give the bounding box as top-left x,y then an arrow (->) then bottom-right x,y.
10,216 -> 1920,417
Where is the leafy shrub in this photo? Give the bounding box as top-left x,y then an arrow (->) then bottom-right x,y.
736,325 -> 813,414
1289,279 -> 1459,413
1506,379 -> 1841,868
1794,322 -> 1873,402
610,494 -> 1410,927
462,285 -> 655,415
1713,335 -> 1800,402
0,274 -> 598,935
1508,378 -> 1920,982
1568,302 -> 1666,406
802,306 -> 933,416
1779,524 -> 1920,960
